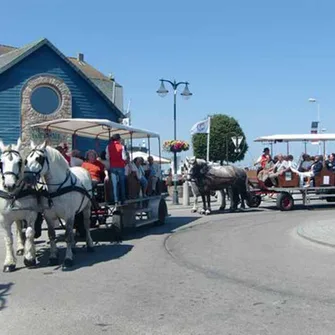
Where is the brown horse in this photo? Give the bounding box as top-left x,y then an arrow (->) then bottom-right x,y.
187,158 -> 250,214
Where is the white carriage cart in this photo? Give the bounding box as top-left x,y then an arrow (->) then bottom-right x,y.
29,118 -> 168,233
250,133 -> 335,210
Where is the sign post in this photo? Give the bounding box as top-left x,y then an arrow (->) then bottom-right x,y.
231,135 -> 244,153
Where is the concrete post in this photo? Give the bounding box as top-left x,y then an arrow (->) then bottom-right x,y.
183,181 -> 190,206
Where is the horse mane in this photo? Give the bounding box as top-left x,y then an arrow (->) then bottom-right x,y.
44,146 -> 70,171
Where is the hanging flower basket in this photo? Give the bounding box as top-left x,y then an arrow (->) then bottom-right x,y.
163,140 -> 190,153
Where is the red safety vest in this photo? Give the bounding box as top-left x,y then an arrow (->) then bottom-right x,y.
108,140 -> 125,168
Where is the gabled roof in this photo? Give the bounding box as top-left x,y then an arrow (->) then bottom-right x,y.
0,44 -> 17,56
0,38 -> 124,118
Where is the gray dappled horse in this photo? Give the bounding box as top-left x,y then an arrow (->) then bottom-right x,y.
183,160 -> 225,214
188,157 -> 250,215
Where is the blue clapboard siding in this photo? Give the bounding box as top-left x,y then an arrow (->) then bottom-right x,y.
0,44 -> 119,149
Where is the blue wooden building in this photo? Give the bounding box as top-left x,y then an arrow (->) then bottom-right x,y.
0,38 -> 124,153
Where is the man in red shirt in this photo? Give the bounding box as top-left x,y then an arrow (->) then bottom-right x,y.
106,134 -> 127,204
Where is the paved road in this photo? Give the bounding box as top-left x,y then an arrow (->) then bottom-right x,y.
1,203 -> 335,335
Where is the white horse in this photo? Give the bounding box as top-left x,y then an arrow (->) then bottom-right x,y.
24,141 -> 94,269
0,139 -> 40,272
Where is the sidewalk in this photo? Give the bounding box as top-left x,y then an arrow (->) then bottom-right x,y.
297,220 -> 335,248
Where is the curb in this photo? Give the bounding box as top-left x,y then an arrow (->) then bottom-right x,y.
296,225 -> 335,249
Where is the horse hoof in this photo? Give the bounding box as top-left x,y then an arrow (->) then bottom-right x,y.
63,258 -> 73,268
200,210 -> 205,215
87,246 -> 95,253
48,257 -> 59,266
191,209 -> 197,213
24,258 -> 36,268
205,210 -> 211,215
3,264 -> 16,272
16,249 -> 24,256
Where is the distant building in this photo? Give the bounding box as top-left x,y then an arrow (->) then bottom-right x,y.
0,38 -> 124,153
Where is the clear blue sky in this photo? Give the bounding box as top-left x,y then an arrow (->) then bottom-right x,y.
2,0 -> 335,165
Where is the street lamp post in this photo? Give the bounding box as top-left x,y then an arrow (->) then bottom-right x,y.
157,79 -> 193,205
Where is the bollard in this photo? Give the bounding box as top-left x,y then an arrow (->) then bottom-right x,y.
183,181 -> 190,206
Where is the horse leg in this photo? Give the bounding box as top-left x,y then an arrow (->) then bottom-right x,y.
63,217 -> 75,268
23,214 -> 37,268
2,221 -> 16,272
82,205 -> 94,253
240,197 -> 246,209
219,190 -> 226,211
15,221 -> 25,256
190,183 -> 198,213
205,194 -> 211,215
192,196 -> 198,213
229,187 -> 238,212
200,194 -> 206,214
45,217 -> 59,266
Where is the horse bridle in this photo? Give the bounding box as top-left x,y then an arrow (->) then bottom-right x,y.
25,148 -> 50,178
0,149 -> 23,182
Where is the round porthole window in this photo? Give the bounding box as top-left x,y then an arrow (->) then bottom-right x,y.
30,86 -> 61,114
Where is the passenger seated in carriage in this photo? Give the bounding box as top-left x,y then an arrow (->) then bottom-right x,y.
82,150 -> 108,188
325,153 -> 335,172
298,155 -> 323,188
70,149 -> 84,167
132,157 -> 148,196
267,154 -> 289,186
298,154 -> 313,172
55,145 -> 71,165
146,155 -> 161,195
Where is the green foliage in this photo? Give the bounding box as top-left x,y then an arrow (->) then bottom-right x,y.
192,114 -> 248,163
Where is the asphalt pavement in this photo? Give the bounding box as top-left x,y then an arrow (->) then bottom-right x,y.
1,200 -> 335,334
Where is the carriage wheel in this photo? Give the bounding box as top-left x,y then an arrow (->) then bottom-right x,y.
157,199 -> 168,226
276,192 -> 294,211
246,194 -> 262,208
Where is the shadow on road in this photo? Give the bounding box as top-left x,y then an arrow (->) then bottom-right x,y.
36,243 -> 133,272
123,215 -> 200,241
0,282 -> 14,311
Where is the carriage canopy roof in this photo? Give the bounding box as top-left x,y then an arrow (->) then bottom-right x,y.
29,118 -> 160,140
254,134 -> 335,142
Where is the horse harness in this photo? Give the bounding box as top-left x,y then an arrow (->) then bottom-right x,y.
26,148 -> 94,214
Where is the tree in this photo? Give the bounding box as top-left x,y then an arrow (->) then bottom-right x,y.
192,114 -> 248,164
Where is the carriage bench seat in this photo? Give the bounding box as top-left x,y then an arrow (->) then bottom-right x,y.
277,170 -> 300,188
314,168 -> 335,187
246,170 -> 260,187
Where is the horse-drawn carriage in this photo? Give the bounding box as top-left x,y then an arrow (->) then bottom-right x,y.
29,118 -> 169,233
0,118 -> 169,272
247,133 -> 335,211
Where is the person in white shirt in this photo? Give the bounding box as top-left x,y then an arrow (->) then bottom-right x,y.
268,154 -> 288,186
